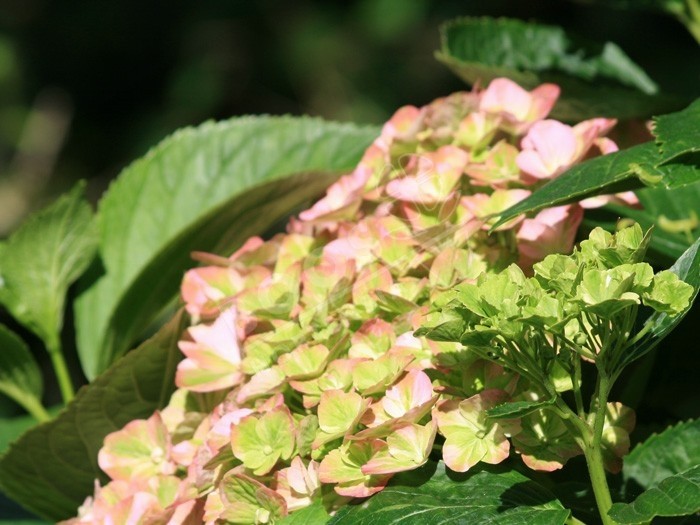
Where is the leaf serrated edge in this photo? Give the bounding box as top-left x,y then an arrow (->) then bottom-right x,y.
626,418 -> 698,461
95,116 -> 378,229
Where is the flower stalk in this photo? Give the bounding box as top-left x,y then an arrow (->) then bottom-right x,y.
421,224 -> 693,525
46,334 -> 74,403
586,373 -> 616,525
585,441 -> 616,525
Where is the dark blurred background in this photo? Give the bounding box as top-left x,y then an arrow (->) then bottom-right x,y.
0,0 -> 698,236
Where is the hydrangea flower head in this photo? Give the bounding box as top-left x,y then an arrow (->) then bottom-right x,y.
66,78 -> 637,524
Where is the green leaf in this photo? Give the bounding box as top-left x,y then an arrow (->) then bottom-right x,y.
328,461 -> 570,525
0,406 -> 62,456
0,410 -> 61,525
375,290 -> 417,315
0,183 -> 97,349
492,100 -> 700,230
620,234 -> 699,367
279,501 -> 330,525
493,143 -> 658,228
654,99 -> 700,162
0,325 -> 44,420
0,310 -> 187,521
74,116 -> 378,379
548,481 -> 598,525
415,318 -> 466,342
487,398 -> 556,419
623,419 -> 700,491
0,414 -> 40,456
436,17 -> 672,121
609,464 -> 700,523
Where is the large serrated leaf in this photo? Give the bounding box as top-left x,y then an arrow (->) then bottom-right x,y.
0,183 -> 97,349
436,17 -> 675,121
74,116 -> 378,379
0,325 -> 43,418
623,419 -> 700,491
492,143 -> 656,227
0,310 -> 187,521
328,461 -> 570,525
609,465 -> 700,523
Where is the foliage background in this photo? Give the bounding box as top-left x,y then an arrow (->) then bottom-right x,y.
0,0 -> 698,521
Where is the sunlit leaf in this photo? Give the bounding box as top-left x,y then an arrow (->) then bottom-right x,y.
0,183 -> 97,349
328,461 -> 570,525
493,100 -> 700,229
278,500 -> 330,525
622,419 -> 700,491
74,117 -> 378,379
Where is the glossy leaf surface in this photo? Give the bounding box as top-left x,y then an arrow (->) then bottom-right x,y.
328,461 -> 569,525
75,116 -> 378,379
0,184 -> 97,348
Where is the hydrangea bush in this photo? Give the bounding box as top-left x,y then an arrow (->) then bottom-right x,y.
55,77 -> 694,525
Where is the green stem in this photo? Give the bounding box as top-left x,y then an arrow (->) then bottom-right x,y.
565,516 -> 588,525
499,338 -> 546,388
608,309 -> 637,375
581,312 -> 602,355
553,397 -> 589,450
585,374 -> 617,525
18,394 -> 51,423
4,386 -> 52,422
585,444 -> 616,525
572,355 -> 585,417
547,372 -> 616,525
47,335 -> 74,403
623,319 -> 653,349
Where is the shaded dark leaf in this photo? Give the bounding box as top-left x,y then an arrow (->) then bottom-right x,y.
436,17 -> 676,121
0,311 -> 187,521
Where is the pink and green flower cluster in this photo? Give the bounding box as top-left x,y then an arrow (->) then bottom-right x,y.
64,78 -> 639,524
